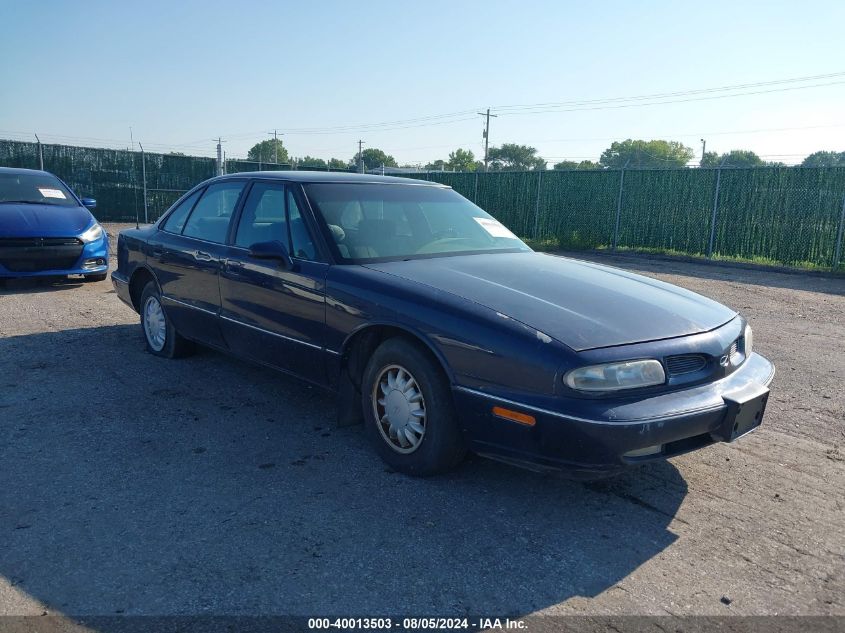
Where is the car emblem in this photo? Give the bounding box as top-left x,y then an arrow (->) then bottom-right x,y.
719,354 -> 731,367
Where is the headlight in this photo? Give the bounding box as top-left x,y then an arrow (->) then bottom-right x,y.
80,224 -> 104,243
744,324 -> 753,357
564,359 -> 666,392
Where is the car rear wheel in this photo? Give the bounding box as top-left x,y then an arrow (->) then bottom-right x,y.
362,337 -> 465,476
139,281 -> 193,358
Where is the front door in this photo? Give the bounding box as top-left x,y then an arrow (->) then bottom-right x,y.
219,181 -> 328,384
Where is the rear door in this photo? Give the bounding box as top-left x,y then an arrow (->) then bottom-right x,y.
218,181 -> 329,384
148,180 -> 246,348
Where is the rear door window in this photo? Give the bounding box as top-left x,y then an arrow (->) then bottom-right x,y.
182,181 -> 245,243
162,189 -> 202,234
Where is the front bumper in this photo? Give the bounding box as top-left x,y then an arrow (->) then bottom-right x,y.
0,235 -> 109,278
453,352 -> 775,478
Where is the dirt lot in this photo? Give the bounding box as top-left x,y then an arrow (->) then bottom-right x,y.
0,223 -> 843,619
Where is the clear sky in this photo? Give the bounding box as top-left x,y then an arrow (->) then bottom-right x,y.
1,0 -> 844,165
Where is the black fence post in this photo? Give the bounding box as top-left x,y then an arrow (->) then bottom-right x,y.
834,193 -> 845,269
612,161 -> 629,250
533,170 -> 543,239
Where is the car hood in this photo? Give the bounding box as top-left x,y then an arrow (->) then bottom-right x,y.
366,252 -> 736,351
0,203 -> 93,238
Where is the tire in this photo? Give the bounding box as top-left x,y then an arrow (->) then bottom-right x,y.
361,337 -> 466,476
84,273 -> 108,282
139,281 -> 194,358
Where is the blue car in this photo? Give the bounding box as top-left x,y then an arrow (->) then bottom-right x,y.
0,167 -> 108,281
112,172 -> 774,477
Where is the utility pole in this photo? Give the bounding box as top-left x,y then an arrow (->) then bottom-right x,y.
215,137 -> 224,176
358,140 -> 365,173
700,139 -> 707,167
477,108 -> 497,171
268,130 -> 283,164
34,133 -> 43,170
139,142 -> 148,224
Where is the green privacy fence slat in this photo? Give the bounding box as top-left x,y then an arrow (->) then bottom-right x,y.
712,167 -> 845,268
410,167 -> 845,269
3,139 -> 844,269
0,140 -> 217,221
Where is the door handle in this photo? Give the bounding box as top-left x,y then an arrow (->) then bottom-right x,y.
193,250 -> 215,262
224,259 -> 244,271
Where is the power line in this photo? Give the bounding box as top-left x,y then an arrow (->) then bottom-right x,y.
491,71 -> 845,112
495,80 -> 845,117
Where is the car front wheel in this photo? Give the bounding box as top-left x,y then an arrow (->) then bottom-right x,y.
362,337 -> 465,476
139,281 -> 193,358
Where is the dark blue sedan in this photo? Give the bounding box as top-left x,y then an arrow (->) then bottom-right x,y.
0,167 -> 108,281
112,172 -> 774,477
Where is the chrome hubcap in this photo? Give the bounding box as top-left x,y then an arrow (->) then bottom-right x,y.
373,364 -> 426,454
143,296 -> 167,352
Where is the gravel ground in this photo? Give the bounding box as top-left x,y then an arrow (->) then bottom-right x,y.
0,223 -> 842,619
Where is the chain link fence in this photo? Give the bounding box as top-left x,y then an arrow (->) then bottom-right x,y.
0,141 -> 339,221
2,139 -> 844,270
411,167 -> 845,270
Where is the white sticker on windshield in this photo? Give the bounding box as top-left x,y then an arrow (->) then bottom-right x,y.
38,188 -> 67,199
473,216 -> 517,239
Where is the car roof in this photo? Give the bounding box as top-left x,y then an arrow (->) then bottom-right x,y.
0,166 -> 56,177
215,170 -> 449,187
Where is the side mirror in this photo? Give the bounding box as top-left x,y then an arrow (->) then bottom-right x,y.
248,240 -> 294,269
81,198 -> 97,209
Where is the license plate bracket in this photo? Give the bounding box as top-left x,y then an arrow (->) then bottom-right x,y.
716,382 -> 770,442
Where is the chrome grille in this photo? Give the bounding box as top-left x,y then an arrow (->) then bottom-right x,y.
729,340 -> 739,360
666,354 -> 707,375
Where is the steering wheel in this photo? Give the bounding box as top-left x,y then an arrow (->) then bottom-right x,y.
430,228 -> 458,240
415,237 -> 476,254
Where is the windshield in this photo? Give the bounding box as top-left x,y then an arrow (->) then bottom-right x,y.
0,172 -> 79,207
304,183 -> 530,262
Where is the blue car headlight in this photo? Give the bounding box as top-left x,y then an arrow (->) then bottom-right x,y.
564,359 -> 666,392
80,224 -> 104,243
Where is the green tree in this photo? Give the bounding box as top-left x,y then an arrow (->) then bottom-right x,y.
487,144 -> 546,171
351,148 -> 398,171
576,160 -> 602,170
554,159 -> 602,170
702,150 -> 765,168
599,139 -> 694,168
720,150 -> 764,168
801,151 -> 845,167
295,156 -> 327,170
248,139 -> 289,164
328,158 -> 348,170
700,151 -> 721,167
425,159 -> 447,171
446,148 -> 478,172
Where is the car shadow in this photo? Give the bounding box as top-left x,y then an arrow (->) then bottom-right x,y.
0,276 -> 88,294
0,324 -> 687,622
